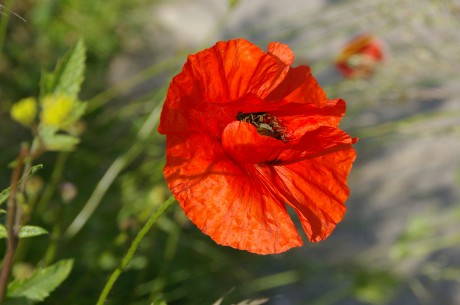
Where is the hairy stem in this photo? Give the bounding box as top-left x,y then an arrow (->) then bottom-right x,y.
95,195 -> 175,305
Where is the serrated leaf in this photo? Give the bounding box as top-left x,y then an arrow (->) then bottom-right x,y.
62,101 -> 87,129
7,259 -> 74,301
39,39 -> 86,98
0,209 -> 6,213
18,226 -> 49,238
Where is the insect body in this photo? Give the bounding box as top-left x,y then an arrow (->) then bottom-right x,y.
236,112 -> 287,141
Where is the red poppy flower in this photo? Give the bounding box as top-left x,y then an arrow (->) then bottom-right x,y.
335,33 -> 385,78
159,39 -> 357,254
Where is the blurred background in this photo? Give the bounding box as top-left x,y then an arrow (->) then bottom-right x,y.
1,0 -> 460,304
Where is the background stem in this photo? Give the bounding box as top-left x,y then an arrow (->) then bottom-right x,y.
95,195 -> 175,305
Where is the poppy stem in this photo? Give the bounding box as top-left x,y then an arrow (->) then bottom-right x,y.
95,195 -> 176,305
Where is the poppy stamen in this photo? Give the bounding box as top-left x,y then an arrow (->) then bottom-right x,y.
236,112 -> 288,142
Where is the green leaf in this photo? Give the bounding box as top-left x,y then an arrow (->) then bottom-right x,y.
0,225 -> 48,239
29,164 -> 44,175
40,39 -> 86,98
0,187 -> 10,205
62,101 -> 87,129
3,296 -> 32,305
44,134 -> 80,151
18,226 -> 49,238
39,126 -> 80,151
0,165 -> 42,207
7,259 -> 74,301
39,71 -> 55,99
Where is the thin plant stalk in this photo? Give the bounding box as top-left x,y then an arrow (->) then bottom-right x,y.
95,195 -> 175,305
64,91 -> 165,239
0,145 -> 27,304
35,152 -> 69,215
86,57 -> 180,114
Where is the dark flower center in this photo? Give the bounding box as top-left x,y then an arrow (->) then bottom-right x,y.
236,112 -> 287,142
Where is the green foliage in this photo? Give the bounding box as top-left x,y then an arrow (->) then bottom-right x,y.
28,164 -> 44,175
0,187 -> 10,206
0,225 -> 48,239
0,164 -> 43,206
40,39 -> 86,99
17,226 -> 49,239
6,259 -> 74,302
38,126 -> 80,152
151,298 -> 168,305
352,269 -> 400,305
36,39 -> 87,151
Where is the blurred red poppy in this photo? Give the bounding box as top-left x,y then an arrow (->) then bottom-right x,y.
335,33 -> 385,78
159,39 -> 357,254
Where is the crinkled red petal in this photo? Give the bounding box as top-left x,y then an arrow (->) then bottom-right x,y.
159,39 -> 295,135
222,120 -> 354,165
256,146 -> 356,242
266,66 -> 329,106
164,134 -> 303,254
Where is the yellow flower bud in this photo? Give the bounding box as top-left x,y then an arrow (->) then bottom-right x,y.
10,97 -> 38,127
40,94 -> 75,128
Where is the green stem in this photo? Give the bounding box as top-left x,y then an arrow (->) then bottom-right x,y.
95,195 -> 175,305
64,95 -> 165,239
34,152 -> 69,216
86,57 -> 179,115
64,142 -> 142,238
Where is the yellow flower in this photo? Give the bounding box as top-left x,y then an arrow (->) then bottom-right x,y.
40,94 -> 75,128
10,97 -> 38,127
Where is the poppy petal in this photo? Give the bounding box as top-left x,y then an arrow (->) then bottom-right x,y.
272,147 -> 356,241
277,127 -> 355,163
266,66 -> 329,106
222,121 -> 285,164
222,120 -> 354,165
267,42 -> 295,67
164,134 -> 303,254
159,39 -> 297,135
